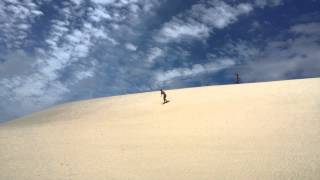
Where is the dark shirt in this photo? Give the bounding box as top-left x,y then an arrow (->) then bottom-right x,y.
161,90 -> 166,96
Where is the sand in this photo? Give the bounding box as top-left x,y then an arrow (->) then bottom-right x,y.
1,78 -> 320,180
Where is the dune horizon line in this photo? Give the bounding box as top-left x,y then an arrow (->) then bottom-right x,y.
1,77 -> 320,180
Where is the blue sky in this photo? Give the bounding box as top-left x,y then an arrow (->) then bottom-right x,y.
0,0 -> 320,122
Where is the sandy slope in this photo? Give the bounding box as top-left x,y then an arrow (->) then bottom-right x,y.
1,78 -> 320,180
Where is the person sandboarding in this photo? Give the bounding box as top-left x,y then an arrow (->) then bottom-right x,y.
160,89 -> 169,104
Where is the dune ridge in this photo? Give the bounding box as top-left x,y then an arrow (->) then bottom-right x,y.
1,78 -> 320,180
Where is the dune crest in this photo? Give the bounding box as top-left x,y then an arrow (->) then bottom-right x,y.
1,78 -> 320,180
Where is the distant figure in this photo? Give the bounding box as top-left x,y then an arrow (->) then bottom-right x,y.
160,89 -> 169,104
236,73 -> 241,84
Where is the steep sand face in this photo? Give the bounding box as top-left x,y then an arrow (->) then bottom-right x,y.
1,78 -> 320,180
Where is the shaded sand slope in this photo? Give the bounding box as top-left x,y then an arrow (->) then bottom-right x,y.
1,78 -> 320,180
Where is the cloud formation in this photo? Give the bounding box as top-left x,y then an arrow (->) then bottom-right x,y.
125,43 -> 138,51
254,0 -> 283,8
0,0 -> 44,49
155,1 -> 253,43
146,47 -> 164,64
230,22 -> 320,82
155,58 -> 236,85
0,0 -> 161,121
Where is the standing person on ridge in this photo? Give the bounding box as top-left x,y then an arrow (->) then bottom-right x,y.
160,89 -> 169,104
236,73 -> 240,84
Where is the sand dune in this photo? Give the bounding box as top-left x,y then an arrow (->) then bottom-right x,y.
1,78 -> 320,180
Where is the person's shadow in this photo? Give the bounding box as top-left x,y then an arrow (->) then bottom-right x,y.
163,100 -> 170,104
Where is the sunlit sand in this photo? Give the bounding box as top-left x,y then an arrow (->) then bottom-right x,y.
1,78 -> 320,180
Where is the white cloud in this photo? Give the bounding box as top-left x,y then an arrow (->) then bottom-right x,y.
74,67 -> 95,81
91,0 -> 116,5
230,22 -> 320,82
155,58 -> 236,84
155,1 -> 253,43
156,21 -> 210,43
105,36 -> 119,45
254,0 -> 283,8
146,47 -> 163,63
88,6 -> 112,22
192,2 -> 253,29
37,20 -> 108,84
70,0 -> 83,5
31,9 -> 44,16
290,22 -> 320,35
0,0 -> 44,49
0,3 -> 109,119
0,0 -> 163,121
125,43 -> 138,51
129,4 -> 140,13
